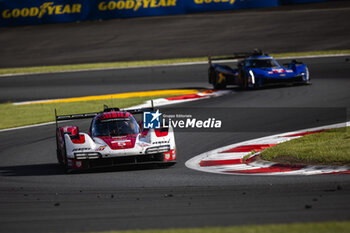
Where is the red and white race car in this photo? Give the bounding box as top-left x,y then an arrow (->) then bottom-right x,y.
55,106 -> 176,172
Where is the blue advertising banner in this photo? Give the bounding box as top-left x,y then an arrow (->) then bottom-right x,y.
90,0 -> 185,20
185,0 -> 279,13
280,0 -> 326,4
0,0 -> 87,27
0,0 -> 187,26
0,0 -> 331,27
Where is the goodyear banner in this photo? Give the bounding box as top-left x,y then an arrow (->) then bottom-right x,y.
0,0 -> 188,26
0,0 -> 87,26
0,0 -> 329,27
90,0 -> 185,20
186,0 -> 279,13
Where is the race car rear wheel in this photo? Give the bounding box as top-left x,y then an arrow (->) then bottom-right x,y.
57,149 -> 64,166
56,132 -> 65,166
58,143 -> 70,172
208,67 -> 215,84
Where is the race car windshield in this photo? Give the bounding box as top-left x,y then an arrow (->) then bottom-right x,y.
246,59 -> 280,68
92,117 -> 139,137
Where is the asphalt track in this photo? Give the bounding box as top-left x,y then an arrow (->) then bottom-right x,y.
0,1 -> 350,68
0,56 -> 350,233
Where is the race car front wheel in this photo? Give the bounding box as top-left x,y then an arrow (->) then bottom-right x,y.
239,70 -> 248,89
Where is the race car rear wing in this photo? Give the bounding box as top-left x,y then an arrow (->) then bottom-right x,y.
55,102 -> 155,128
127,107 -> 154,115
55,111 -> 99,122
208,50 -> 267,65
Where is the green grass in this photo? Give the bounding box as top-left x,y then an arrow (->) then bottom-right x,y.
260,127 -> 350,166
0,57 -> 206,76
0,95 -> 176,130
85,221 -> 350,233
243,150 -> 257,160
1,50 -> 349,76
270,50 -> 350,58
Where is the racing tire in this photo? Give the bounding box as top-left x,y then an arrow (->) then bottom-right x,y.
59,144 -> 71,173
239,70 -> 248,89
208,67 -> 215,84
56,134 -> 65,166
305,67 -> 311,85
56,149 -> 64,166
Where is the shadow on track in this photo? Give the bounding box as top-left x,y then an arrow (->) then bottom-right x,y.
0,163 -> 65,176
0,163 -> 174,176
217,83 -> 311,92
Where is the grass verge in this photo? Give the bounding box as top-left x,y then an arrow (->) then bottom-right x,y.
271,50 -> 350,58
85,221 -> 350,233
260,127 -> 350,166
0,95 -> 178,130
1,50 -> 349,76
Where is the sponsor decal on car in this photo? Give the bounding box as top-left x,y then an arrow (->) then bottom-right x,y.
67,159 -> 73,167
272,68 -> 285,73
96,146 -> 106,151
72,148 -> 91,152
153,140 -> 170,144
75,160 -> 83,168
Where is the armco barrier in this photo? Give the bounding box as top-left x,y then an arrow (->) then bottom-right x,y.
0,0 -> 328,27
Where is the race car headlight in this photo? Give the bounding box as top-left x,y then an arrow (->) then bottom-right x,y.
301,71 -> 308,80
248,70 -> 255,84
75,152 -> 100,160
145,145 -> 170,154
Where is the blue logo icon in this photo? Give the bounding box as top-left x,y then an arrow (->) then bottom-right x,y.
143,110 -> 162,129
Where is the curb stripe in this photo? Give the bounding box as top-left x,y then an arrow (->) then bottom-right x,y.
14,89 -> 200,105
322,171 -> 350,175
225,164 -> 306,174
283,130 -> 324,137
220,144 -> 277,153
1,90 -> 231,133
185,122 -> 350,176
165,94 -> 204,101
200,159 -> 243,167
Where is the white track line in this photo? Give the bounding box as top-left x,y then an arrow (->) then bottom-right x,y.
0,121 -> 57,133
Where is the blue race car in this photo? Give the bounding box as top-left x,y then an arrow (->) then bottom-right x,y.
208,50 -> 310,89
